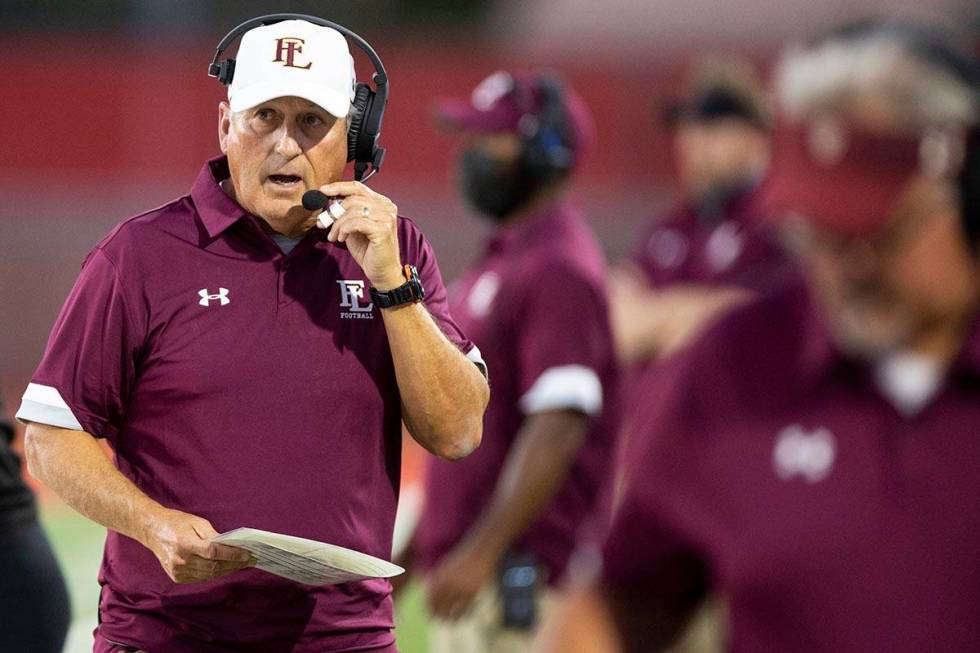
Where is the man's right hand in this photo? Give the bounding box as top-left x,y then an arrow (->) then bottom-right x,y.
142,508 -> 254,584
23,424 -> 255,585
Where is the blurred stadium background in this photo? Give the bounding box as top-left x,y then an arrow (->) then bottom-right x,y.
1,1 -> 976,651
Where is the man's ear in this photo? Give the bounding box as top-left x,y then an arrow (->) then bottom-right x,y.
218,102 -> 232,154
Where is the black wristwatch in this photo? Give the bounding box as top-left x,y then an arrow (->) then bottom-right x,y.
370,265 -> 425,309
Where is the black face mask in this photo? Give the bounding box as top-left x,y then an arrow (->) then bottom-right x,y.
457,148 -> 536,221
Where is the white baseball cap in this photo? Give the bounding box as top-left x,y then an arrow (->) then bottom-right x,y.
228,19 -> 355,117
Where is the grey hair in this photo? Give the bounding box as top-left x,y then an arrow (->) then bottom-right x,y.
775,27 -> 979,129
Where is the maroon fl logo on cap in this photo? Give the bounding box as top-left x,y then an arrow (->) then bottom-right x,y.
273,37 -> 313,70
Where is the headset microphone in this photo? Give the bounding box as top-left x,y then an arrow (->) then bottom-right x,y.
302,190 -> 349,229
302,190 -> 330,211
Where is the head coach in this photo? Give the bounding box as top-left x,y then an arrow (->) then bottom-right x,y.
15,14 -> 488,653
534,21 -> 980,653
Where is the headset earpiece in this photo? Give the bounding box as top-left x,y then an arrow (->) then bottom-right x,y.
837,21 -> 980,253
210,59 -> 236,86
348,84 -> 373,162
958,126 -> 980,253
519,76 -> 574,185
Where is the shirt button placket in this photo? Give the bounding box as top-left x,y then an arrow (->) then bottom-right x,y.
277,256 -> 289,310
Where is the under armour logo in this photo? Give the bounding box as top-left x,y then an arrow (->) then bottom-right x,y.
198,288 -> 230,307
337,279 -> 373,318
773,424 -> 836,483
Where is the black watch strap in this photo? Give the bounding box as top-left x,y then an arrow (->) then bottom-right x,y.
370,265 -> 425,308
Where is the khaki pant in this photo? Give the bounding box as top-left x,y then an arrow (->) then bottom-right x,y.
429,586 -> 553,653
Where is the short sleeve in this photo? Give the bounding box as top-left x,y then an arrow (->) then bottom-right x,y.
601,469 -> 692,590
398,217 -> 486,374
16,248 -> 145,440
515,263 -> 611,416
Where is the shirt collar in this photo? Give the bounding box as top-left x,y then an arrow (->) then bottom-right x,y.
190,155 -> 248,239
798,294 -> 980,384
679,182 -> 760,228
795,289 -> 840,383
952,313 -> 980,376
487,200 -> 577,254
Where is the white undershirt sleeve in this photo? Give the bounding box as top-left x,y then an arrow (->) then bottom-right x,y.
15,383 -> 85,431
466,344 -> 489,379
518,365 -> 603,416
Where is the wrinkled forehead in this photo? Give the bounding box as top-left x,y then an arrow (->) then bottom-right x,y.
234,96 -> 327,113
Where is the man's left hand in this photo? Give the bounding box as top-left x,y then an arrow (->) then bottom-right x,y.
425,541 -> 498,621
318,181 -> 404,291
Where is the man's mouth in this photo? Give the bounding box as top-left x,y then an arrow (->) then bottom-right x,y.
267,174 -> 303,187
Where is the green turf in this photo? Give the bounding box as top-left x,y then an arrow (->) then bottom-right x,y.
40,504 -> 429,652
40,504 -> 105,653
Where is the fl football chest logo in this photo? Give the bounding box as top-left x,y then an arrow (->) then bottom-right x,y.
337,279 -> 374,319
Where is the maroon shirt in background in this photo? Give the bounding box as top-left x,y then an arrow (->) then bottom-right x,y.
414,202 -> 621,585
603,281 -> 980,652
632,185 -> 796,294
22,157 -> 476,653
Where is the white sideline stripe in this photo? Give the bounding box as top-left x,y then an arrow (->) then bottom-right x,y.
519,365 -> 603,416
16,383 -> 85,431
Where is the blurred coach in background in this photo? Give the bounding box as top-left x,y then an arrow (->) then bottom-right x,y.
410,71 -> 620,652
535,21 -> 980,653
15,15 -> 488,653
611,59 -> 796,363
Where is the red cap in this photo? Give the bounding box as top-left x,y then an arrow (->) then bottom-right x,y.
434,70 -> 595,168
760,118 -> 928,237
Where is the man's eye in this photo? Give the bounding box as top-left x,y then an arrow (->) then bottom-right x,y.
256,109 -> 276,121
302,114 -> 323,127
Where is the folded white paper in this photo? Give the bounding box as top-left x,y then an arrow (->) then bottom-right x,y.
214,527 -> 404,586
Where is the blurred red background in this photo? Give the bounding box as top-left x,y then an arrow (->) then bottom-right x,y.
1,0 -> 974,486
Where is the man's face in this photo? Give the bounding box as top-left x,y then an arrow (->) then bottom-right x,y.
455,132 -> 535,220
219,96 -> 348,229
785,178 -> 979,358
673,119 -> 769,200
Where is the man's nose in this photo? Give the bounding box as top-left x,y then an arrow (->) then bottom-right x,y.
273,123 -> 302,158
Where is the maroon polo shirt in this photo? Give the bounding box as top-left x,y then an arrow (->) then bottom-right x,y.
16,156 -> 478,653
603,281 -> 980,652
632,186 -> 795,293
414,202 -> 620,584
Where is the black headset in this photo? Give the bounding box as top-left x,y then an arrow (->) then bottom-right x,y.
898,25 -> 979,253
208,13 -> 388,182
515,74 -> 576,185
831,20 -> 980,251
